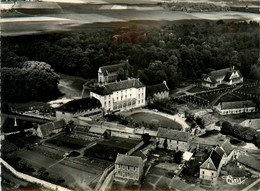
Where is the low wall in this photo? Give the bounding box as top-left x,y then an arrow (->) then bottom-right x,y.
1,158 -> 73,191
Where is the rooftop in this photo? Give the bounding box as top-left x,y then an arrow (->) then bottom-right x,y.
99,62 -> 129,76
115,153 -> 143,167
157,128 -> 189,142
146,81 -> 169,97
200,150 -> 222,171
237,153 -> 260,171
221,139 -> 233,156
220,100 -> 256,110
56,97 -> 101,113
38,119 -> 65,138
92,78 -> 145,95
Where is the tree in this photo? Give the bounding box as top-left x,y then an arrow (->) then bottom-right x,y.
142,133 -> 151,144
174,151 -> 183,164
221,121 -> 233,135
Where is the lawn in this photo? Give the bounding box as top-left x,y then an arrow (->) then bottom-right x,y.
130,112 -> 182,130
84,137 -> 139,161
45,134 -> 91,151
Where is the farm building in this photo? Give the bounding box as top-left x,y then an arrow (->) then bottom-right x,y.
114,153 -> 144,184
36,119 -> 66,138
214,100 -> 256,115
156,128 -> 190,152
201,66 -> 243,88
90,78 -> 146,112
146,81 -> 169,103
55,97 -> 102,122
235,152 -> 260,172
215,139 -> 234,165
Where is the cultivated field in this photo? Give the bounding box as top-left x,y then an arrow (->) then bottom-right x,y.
45,134 -> 91,151
84,137 -> 140,161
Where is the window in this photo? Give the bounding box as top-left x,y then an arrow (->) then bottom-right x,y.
134,167 -> 136,171
62,112 -> 65,114
212,172 -> 214,176
138,100 -> 140,104
142,93 -> 144,97
128,166 -> 130,170
118,164 -> 120,169
125,95 -> 127,98
202,171 -> 204,174
177,141 -> 179,144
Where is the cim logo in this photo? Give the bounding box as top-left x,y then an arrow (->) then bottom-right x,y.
222,175 -> 248,185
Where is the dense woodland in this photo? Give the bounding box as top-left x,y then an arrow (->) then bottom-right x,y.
1,20 -> 260,103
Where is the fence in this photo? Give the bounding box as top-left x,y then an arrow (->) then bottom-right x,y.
1,158 -> 73,191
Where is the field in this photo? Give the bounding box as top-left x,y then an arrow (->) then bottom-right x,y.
199,91 -> 223,102
84,137 -> 140,161
45,134 -> 91,151
130,112 -> 182,130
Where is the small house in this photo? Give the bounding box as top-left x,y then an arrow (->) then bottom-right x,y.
114,153 -> 144,183
36,119 -> 66,138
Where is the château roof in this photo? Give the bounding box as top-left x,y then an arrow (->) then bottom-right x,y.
56,97 -> 101,113
115,153 -> 143,167
99,63 -> 126,76
220,100 -> 256,110
146,81 -> 169,97
209,67 -> 234,79
157,128 -> 189,142
92,78 -> 145,95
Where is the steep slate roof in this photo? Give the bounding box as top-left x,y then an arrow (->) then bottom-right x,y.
99,63 -> 126,76
92,78 -> 145,95
221,140 -> 233,155
146,82 -> 169,97
115,153 -> 143,167
132,151 -> 147,161
237,153 -> 260,171
38,119 -> 65,137
209,67 -> 234,79
200,150 -> 222,171
215,147 -> 225,158
56,97 -> 101,113
157,128 -> 189,142
202,75 -> 217,84
220,100 -> 256,110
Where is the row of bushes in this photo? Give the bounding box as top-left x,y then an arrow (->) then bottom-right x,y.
221,121 -> 260,148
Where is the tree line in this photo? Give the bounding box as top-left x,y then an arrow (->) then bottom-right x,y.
1,20 -> 259,102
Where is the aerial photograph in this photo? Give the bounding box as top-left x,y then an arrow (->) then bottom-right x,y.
0,0 -> 260,190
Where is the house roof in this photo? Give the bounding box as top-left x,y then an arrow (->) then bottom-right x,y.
146,81 -> 169,97
89,127 -> 106,134
200,150 -> 222,171
132,151 -> 147,161
157,128 -> 189,142
92,78 -> 145,95
237,153 -> 260,171
38,119 -> 65,137
115,153 -> 143,167
202,75 -> 217,84
221,140 -> 233,156
215,147 -> 225,158
56,97 -> 101,113
99,63 -> 126,76
220,100 -> 256,110
209,67 -> 234,79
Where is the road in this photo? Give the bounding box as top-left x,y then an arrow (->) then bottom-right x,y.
99,170 -> 115,191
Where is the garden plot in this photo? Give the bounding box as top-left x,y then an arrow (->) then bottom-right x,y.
84,137 -> 140,161
45,134 -> 92,151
